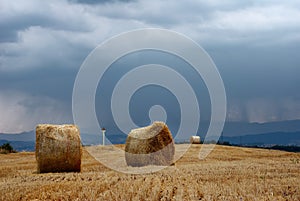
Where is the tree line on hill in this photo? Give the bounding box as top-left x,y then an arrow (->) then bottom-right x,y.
216,141 -> 300,152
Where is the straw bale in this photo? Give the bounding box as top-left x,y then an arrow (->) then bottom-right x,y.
125,121 -> 175,167
35,124 -> 82,173
190,136 -> 201,144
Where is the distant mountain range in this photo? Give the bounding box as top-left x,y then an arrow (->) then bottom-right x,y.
1,120 -> 300,151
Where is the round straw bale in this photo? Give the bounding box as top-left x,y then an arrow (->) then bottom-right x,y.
190,136 -> 201,144
35,124 -> 82,173
125,121 -> 175,167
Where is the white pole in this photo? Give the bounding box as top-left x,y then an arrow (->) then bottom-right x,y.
102,130 -> 105,146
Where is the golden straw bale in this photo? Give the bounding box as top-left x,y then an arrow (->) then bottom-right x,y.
35,124 -> 82,173
190,136 -> 201,144
125,121 -> 175,167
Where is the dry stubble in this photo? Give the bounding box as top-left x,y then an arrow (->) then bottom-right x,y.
0,145 -> 299,201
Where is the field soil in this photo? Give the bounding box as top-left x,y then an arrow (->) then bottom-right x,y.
0,144 -> 299,201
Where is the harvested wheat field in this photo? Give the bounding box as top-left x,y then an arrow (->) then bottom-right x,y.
0,144 -> 299,201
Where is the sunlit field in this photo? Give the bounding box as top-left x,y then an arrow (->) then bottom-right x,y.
1,144 -> 299,200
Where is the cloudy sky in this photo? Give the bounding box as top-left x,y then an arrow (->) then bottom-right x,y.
0,0 -> 300,133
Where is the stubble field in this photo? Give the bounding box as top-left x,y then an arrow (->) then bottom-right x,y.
0,144 -> 299,201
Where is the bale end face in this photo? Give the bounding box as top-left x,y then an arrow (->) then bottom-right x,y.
125,121 -> 175,167
35,124 -> 82,173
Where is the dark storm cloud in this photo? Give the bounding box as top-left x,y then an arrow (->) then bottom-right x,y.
208,43 -> 300,122
0,0 -> 300,132
210,45 -> 300,98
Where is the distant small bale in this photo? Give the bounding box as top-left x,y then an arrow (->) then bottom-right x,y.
125,121 -> 175,167
190,136 -> 201,144
35,124 -> 82,173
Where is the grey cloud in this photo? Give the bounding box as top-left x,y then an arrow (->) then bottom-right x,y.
69,0 -> 134,4
0,26 -> 92,73
211,45 -> 300,99
209,43 -> 300,123
0,1 -> 95,44
0,91 -> 72,133
0,0 -> 300,133
0,67 -> 77,103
